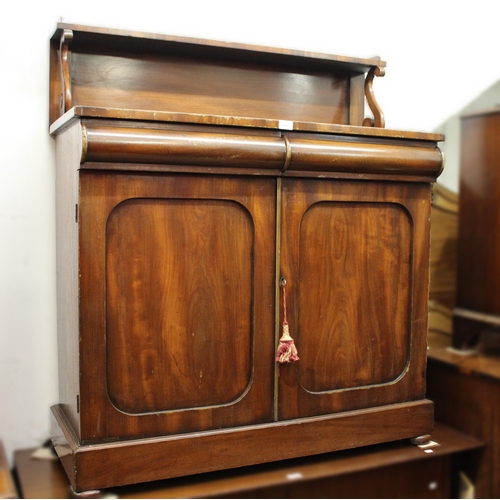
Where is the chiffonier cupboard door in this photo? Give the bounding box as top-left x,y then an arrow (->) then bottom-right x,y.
77,172 -> 276,442
278,178 -> 431,420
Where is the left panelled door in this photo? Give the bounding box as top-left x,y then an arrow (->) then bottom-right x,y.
78,171 -> 276,443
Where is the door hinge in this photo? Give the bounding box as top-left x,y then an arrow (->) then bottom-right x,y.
75,204 -> 79,223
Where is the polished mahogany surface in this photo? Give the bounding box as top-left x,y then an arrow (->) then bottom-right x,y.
49,23 -> 382,128
78,172 -> 275,441
49,23 -> 443,492
279,179 -> 430,420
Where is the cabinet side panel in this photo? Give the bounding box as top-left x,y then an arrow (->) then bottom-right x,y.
55,120 -> 81,435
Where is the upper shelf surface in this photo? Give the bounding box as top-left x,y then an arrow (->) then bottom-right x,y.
51,23 -> 386,73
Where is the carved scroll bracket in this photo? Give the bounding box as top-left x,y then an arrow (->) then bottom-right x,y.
59,29 -> 74,116
363,66 -> 386,128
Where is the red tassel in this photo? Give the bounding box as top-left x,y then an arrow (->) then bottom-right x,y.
276,323 -> 299,363
276,280 -> 299,364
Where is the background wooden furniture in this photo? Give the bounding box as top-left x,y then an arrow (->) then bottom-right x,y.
428,183 -> 459,348
427,164 -> 500,498
49,23 -> 443,493
453,108 -> 500,348
427,349 -> 500,498
15,423 -> 482,499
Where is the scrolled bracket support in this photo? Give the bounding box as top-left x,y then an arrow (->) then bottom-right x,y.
59,29 -> 74,116
363,66 -> 386,128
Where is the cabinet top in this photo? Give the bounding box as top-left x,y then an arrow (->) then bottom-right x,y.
50,105 -> 443,143
49,23 -> 442,142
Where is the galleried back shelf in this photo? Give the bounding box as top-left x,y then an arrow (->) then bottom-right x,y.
49,23 -> 444,493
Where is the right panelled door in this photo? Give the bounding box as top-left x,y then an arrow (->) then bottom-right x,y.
278,178 -> 431,420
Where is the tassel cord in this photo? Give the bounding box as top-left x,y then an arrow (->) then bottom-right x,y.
282,283 -> 288,325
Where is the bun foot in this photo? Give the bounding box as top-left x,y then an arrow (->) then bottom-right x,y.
69,486 -> 103,498
411,434 -> 432,446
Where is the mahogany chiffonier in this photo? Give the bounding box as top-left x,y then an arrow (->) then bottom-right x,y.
48,23 -> 444,493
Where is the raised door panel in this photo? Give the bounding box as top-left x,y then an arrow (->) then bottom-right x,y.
106,198 -> 253,413
78,172 -> 276,442
279,178 -> 431,420
297,201 -> 411,391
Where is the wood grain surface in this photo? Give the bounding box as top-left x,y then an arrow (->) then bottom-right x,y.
278,178 -> 432,420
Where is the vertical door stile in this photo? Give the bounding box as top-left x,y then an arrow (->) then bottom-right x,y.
273,177 -> 282,422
